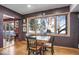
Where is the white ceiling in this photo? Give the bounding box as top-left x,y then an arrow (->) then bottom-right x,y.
70,4 -> 79,12
1,4 -> 70,15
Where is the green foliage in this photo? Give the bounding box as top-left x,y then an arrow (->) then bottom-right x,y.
29,19 -> 38,31
29,18 -> 46,33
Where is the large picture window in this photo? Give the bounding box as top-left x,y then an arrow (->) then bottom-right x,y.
27,13 -> 70,36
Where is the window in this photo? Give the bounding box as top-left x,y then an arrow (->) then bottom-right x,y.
27,13 -> 69,36
56,15 -> 67,34
28,17 -> 48,34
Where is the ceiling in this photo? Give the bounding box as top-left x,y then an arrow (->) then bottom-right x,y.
1,4 -> 70,15
70,4 -> 79,12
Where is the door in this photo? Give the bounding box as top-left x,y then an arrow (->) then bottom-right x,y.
3,21 -> 15,48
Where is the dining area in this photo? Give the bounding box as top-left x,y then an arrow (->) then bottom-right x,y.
26,34 -> 55,55
25,13 -> 70,55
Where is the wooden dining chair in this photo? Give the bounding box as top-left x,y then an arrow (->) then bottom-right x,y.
36,40 -> 45,55
27,36 -> 42,55
43,36 -> 55,55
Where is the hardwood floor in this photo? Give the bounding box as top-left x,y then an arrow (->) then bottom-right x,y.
0,40 -> 79,55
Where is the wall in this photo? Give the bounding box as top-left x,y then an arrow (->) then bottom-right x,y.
24,6 -> 79,48
54,13 -> 79,48
25,6 -> 69,17
76,13 -> 79,44
19,16 -> 25,40
0,5 -> 23,47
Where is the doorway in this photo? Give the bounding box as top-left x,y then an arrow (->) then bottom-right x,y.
3,14 -> 15,48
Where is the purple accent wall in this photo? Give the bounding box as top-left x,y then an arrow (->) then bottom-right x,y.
53,13 -> 79,48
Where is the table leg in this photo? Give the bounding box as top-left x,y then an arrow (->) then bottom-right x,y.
51,36 -> 55,55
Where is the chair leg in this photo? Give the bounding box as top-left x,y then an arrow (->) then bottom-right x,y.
39,49 -> 42,55
42,47 -> 45,55
28,50 -> 30,55
51,47 -> 54,55
40,47 -> 43,55
44,47 -> 47,51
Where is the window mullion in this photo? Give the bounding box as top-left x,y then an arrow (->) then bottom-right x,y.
58,16 -> 60,34
54,16 -> 56,34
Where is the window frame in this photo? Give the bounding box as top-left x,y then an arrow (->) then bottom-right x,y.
26,12 -> 70,37
55,15 -> 67,34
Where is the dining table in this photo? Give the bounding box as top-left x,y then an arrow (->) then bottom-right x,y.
26,34 -> 55,55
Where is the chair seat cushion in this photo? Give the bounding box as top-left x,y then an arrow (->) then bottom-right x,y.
29,46 -> 42,51
44,43 -> 51,47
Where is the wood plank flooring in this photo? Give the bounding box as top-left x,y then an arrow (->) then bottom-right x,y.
0,40 -> 79,55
